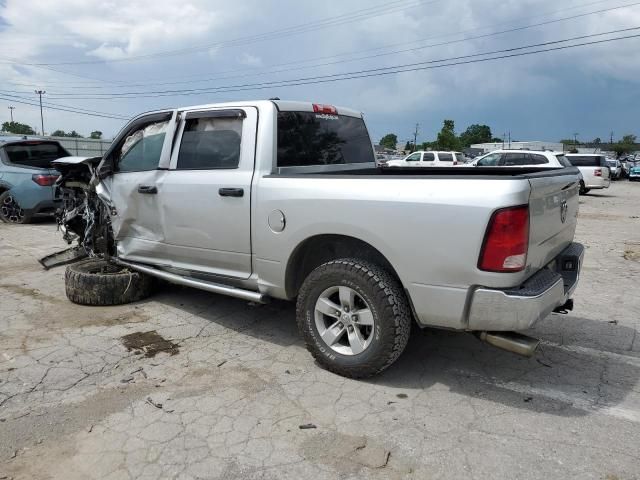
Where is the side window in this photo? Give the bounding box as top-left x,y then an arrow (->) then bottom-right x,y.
477,153 -> 501,166
117,120 -> 169,172
177,116 -> 243,170
529,154 -> 549,165
422,152 -> 435,161
556,155 -> 572,167
406,153 -> 421,162
438,153 -> 453,162
455,153 -> 466,163
502,152 -> 530,166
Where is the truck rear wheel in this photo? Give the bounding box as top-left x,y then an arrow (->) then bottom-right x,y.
296,258 -> 411,378
65,258 -> 154,306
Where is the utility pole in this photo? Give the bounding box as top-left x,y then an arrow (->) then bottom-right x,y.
508,131 -> 511,149
502,133 -> 506,149
8,106 -> 15,123
34,90 -> 46,135
573,132 -> 579,148
412,123 -> 419,152
610,131 -> 614,146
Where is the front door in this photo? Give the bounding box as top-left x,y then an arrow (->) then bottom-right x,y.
99,111 -> 178,264
156,107 -> 257,279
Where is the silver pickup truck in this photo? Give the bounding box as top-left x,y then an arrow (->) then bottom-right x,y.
47,100 -> 584,378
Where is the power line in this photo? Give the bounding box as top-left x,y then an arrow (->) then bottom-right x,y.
0,91 -> 130,119
19,0 -> 437,66
2,0 -> 629,92
0,95 -> 129,120
42,28 -> 640,100
9,0 -> 635,92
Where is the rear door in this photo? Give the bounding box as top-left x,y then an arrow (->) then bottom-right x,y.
157,107 -> 257,278
527,170 -> 581,271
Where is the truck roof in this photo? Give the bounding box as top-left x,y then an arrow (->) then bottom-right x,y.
135,100 -> 363,121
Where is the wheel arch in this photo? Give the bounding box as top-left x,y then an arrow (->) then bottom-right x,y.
284,234 -> 403,299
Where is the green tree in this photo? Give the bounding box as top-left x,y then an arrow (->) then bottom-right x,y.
67,130 -> 83,138
379,133 -> 397,150
491,137 -> 503,143
592,137 -> 601,146
436,119 -> 461,150
90,130 -> 103,139
403,141 -> 412,151
2,121 -> 36,135
459,124 -> 492,147
51,129 -> 66,137
613,134 -> 637,156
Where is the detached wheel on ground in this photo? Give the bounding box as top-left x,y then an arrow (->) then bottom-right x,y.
0,191 -> 32,224
296,258 -> 411,378
65,258 -> 154,306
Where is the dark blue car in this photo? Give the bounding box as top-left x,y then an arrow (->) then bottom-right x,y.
0,136 -> 70,223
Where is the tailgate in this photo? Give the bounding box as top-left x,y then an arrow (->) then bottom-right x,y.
526,169 -> 580,271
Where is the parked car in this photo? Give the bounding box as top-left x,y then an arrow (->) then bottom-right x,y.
565,154 -> 611,194
385,150 -> 466,167
629,164 -> 640,181
47,100 -> 583,378
0,137 -> 69,223
468,149 -> 571,168
606,158 -> 622,179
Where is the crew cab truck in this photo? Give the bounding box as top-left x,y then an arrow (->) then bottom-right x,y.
49,100 -> 584,378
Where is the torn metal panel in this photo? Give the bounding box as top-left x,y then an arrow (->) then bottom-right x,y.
39,247 -> 88,270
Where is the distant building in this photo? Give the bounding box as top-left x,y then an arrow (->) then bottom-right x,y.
470,141 -> 564,153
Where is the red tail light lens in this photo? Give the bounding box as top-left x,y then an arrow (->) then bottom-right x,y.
32,174 -> 59,186
594,168 -> 602,177
312,104 -> 338,114
479,206 -> 529,272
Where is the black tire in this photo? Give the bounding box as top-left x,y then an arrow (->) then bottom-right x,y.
0,191 -> 32,224
65,258 -> 154,306
296,258 -> 411,378
579,181 -> 591,195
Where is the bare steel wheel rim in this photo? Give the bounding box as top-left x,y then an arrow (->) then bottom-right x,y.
1,195 -> 24,223
314,285 -> 375,356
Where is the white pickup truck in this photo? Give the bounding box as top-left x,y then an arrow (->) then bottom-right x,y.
46,100 -> 584,378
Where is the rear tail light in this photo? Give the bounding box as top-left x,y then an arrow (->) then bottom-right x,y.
32,174 -> 59,186
479,205 -> 529,272
312,104 -> 338,114
594,168 -> 602,177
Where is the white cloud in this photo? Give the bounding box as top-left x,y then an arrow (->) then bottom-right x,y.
0,0 -> 638,139
238,53 -> 263,67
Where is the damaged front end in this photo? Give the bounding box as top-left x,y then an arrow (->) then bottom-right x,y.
40,156 -> 114,269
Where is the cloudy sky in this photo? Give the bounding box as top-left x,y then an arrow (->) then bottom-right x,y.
0,0 -> 638,144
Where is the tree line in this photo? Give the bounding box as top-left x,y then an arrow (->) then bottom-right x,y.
379,120 -> 501,152
1,121 -> 103,139
381,121 -> 639,156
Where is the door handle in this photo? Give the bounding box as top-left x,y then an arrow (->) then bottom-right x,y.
218,188 -> 244,197
137,185 -> 158,194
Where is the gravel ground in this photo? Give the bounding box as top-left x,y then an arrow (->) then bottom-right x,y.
1,181 -> 639,480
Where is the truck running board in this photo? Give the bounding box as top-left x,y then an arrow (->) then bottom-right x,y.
113,259 -> 268,304
476,331 -> 540,357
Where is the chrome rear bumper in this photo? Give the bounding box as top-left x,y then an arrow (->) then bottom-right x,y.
468,243 -> 584,331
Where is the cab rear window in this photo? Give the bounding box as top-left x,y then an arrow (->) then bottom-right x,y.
3,142 -> 70,169
277,111 -> 374,167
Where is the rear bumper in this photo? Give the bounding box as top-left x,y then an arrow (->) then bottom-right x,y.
467,242 -> 584,331
584,178 -> 610,189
